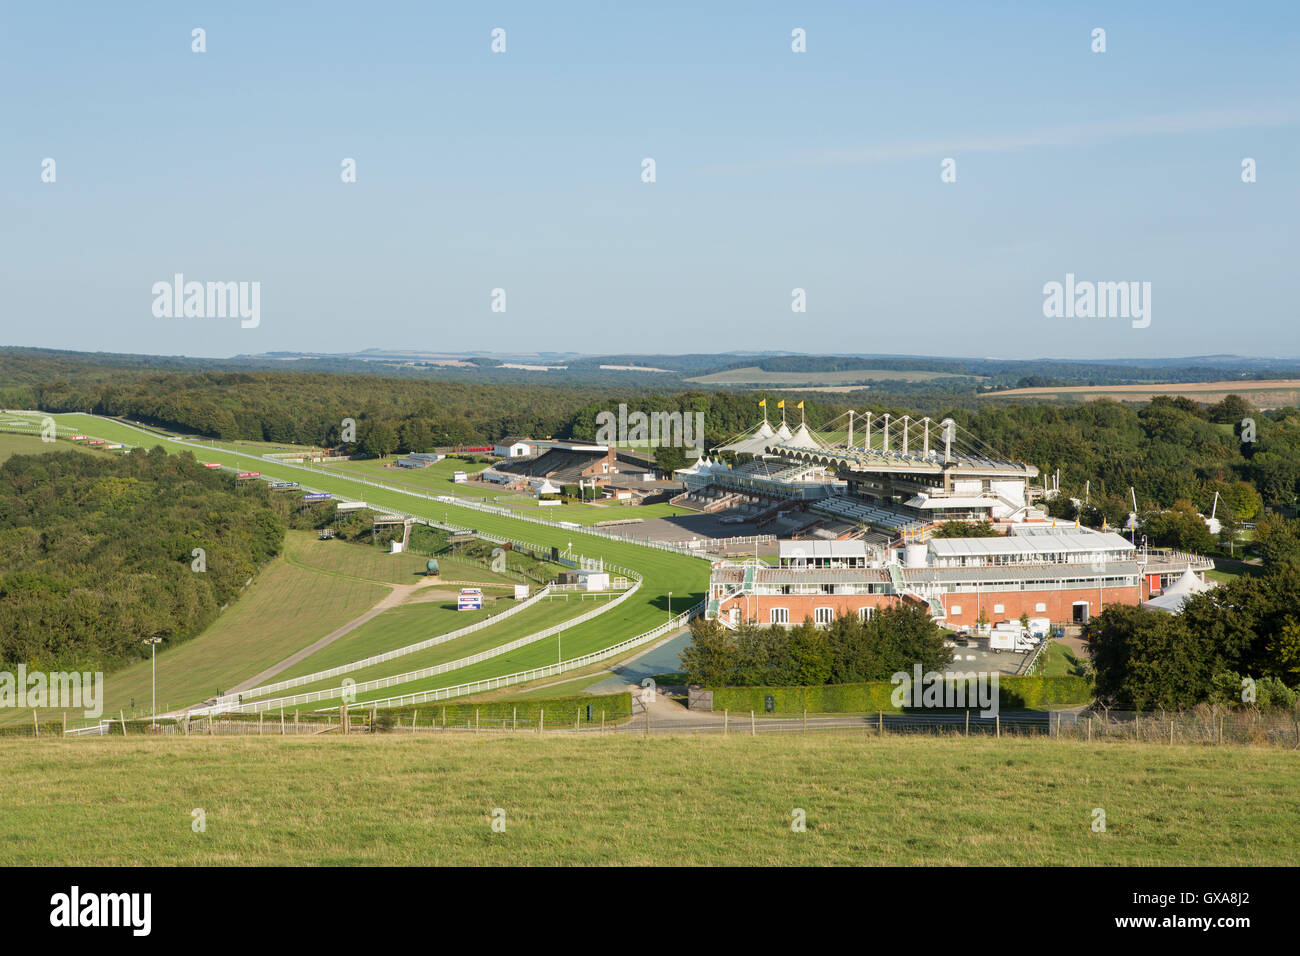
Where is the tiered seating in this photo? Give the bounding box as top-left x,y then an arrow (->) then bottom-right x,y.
811,496 -> 917,531
673,487 -> 740,511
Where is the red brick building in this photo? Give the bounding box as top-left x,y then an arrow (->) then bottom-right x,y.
708,531 -> 1212,629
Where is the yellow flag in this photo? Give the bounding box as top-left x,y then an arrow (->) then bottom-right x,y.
796,401 -> 804,409
777,400 -> 785,409
758,398 -> 766,408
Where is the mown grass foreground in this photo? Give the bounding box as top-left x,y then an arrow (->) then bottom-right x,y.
2,735 -> 1296,865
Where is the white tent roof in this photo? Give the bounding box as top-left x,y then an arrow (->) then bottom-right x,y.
1162,568 -> 1212,596
775,421 -> 793,441
1142,570 -> 1212,614
719,420 -> 777,455
784,423 -> 821,450
1142,592 -> 1192,613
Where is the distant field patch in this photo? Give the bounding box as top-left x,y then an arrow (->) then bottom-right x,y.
687,366 -> 981,386
983,379 -> 1300,408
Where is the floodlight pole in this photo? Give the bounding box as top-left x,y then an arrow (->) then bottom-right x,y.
143,637 -> 162,727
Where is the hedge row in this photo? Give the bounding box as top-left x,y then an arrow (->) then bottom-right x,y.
378,691 -> 633,726
708,675 -> 1093,714
0,721 -> 68,738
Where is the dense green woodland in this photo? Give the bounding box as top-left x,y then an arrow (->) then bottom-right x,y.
0,450 -> 286,672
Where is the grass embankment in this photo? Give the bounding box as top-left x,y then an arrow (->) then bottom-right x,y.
1,539 -> 388,726
1,734 -> 1295,865
1037,640 -> 1089,678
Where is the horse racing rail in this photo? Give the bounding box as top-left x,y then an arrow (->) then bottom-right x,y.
326,599 -> 707,711
192,576 -> 644,716
207,583 -> 562,707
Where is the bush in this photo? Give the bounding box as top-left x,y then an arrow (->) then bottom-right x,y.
707,676 -> 1092,713
380,692 -> 632,726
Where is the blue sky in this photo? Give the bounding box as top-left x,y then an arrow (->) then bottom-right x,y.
2,1 -> 1297,361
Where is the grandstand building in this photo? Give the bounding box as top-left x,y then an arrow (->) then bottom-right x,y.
707,529 -> 1214,629
687,408 -> 1214,629
678,411 -> 1049,538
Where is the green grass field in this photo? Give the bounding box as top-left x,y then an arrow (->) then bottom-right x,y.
499,673 -> 620,700
284,533 -> 517,588
503,499 -> 694,524
1037,641 -> 1089,678
269,594 -> 612,692
2,734 -> 1295,865
5,413 -> 706,714
34,414 -> 709,654
320,455 -> 498,497
322,455 -> 694,523
0,431 -> 103,462
304,593 -> 635,707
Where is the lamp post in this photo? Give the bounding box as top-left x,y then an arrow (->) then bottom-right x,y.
142,637 -> 163,727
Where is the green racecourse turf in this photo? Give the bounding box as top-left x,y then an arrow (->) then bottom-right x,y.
0,430 -> 105,461
502,500 -> 695,524
284,532 -> 518,588
267,593 -> 612,690
32,414 -> 710,695
320,454 -> 498,496
318,455 -> 695,523
494,673 -> 619,699
1,734 -> 1296,865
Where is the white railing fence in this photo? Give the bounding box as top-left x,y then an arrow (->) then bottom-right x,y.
211,584 -> 560,705
194,578 -> 643,716
328,599 -> 706,711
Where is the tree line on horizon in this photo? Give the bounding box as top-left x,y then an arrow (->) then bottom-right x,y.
6,358 -> 1300,533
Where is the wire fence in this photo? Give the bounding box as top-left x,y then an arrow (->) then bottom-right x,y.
45,703 -> 1300,746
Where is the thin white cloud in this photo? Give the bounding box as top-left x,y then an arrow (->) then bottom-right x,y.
711,104 -> 1297,173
